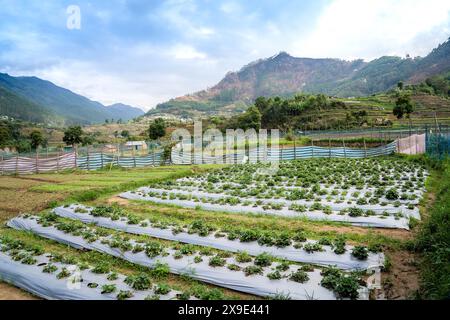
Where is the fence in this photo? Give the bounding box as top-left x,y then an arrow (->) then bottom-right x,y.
0,135 -> 419,175
426,130 -> 450,160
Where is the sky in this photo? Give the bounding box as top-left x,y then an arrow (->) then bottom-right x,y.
0,0 -> 449,111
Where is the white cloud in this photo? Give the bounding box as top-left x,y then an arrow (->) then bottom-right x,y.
170,44 -> 207,60
292,0 -> 450,60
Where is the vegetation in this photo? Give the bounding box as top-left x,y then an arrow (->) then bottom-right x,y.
415,159 -> 450,299
148,118 -> 167,141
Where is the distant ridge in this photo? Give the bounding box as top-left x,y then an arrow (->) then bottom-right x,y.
0,73 -> 144,125
148,38 -> 450,118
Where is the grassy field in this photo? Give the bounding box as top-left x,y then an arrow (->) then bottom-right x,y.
0,156 -> 448,300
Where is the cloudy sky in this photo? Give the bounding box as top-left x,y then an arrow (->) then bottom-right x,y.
1,0 -> 449,111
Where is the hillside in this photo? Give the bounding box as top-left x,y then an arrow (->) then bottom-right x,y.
149,38 -> 450,118
0,73 -> 144,125
0,86 -> 63,125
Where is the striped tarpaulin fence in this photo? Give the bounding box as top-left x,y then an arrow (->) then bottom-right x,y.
0,152 -> 76,175
171,141 -> 397,164
1,140 -> 399,175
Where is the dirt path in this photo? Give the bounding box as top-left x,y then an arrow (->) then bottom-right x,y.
0,282 -> 38,300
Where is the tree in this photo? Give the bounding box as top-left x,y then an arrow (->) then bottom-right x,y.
397,81 -> 404,90
237,106 -> 262,131
148,118 -> 166,140
121,130 -> 130,139
63,126 -> 84,146
393,94 -> 414,120
0,127 -> 11,147
29,130 -> 44,150
81,134 -> 96,146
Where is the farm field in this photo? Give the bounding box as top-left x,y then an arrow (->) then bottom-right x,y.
0,156 -> 447,300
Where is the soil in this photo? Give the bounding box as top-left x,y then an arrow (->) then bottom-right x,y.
380,250 -> 420,300
0,282 -> 38,300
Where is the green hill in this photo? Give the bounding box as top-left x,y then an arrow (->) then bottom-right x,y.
0,73 -> 144,125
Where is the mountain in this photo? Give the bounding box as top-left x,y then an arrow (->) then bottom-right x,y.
0,73 -> 144,124
149,38 -> 450,118
106,103 -> 145,121
0,86 -> 62,124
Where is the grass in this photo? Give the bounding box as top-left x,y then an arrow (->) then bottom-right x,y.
415,158 -> 450,299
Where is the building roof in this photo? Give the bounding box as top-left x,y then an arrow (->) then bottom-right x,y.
125,141 -> 146,146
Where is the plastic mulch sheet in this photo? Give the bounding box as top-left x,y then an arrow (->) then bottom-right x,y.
7,217 -> 369,300
120,191 -> 410,230
0,251 -> 182,300
54,206 -> 384,271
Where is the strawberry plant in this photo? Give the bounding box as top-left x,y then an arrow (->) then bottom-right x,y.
117,290 -> 133,300
155,283 -> 171,295
267,270 -> 282,280
101,284 -> 116,294
352,246 -> 369,260
254,253 -> 272,267
236,251 -> 252,263
125,273 -> 152,290
289,270 -> 309,283
42,264 -> 58,274
208,255 -> 226,267
243,265 -> 263,276
227,264 -> 241,271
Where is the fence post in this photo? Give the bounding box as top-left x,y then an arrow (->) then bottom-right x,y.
87,146 -> 90,171
311,139 -> 314,158
101,151 -> 104,169
294,135 -> 297,160
74,146 -> 78,169
15,154 -> 19,175
153,149 -> 156,166
329,138 -> 331,158
363,138 -> 367,158
343,139 -> 347,158
35,149 -> 39,174
56,148 -> 60,173
0,154 -> 3,176
132,147 -> 136,168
